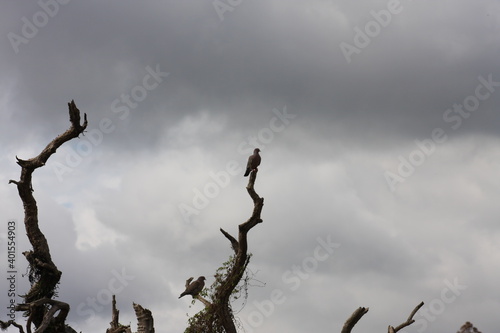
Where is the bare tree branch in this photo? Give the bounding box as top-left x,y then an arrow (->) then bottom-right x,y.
185,169 -> 264,333
15,299 -> 70,333
194,295 -> 213,308
8,101 -> 87,331
0,320 -> 26,333
216,169 -> 263,332
220,228 -> 238,254
341,302 -> 423,333
341,307 -> 369,333
388,301 -> 424,333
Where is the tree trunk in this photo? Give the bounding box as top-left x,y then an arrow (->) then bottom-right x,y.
185,168 -> 264,332
9,101 -> 87,332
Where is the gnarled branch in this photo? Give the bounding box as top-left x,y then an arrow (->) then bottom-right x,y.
15,298 -> 69,333
0,320 -> 26,333
186,169 -> 264,333
9,101 -> 87,330
217,169 -> 263,332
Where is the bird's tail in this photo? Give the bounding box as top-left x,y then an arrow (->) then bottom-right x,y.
244,168 -> 250,177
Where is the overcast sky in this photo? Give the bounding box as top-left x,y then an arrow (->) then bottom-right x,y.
1,1 -> 500,332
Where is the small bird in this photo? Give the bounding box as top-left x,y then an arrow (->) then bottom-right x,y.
179,276 -> 206,298
244,148 -> 261,177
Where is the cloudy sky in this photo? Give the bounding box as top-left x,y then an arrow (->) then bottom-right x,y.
1,0 -> 500,332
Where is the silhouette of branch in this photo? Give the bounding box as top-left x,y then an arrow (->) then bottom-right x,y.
341,307 -> 369,333
8,100 -> 87,330
0,320 -> 25,333
389,301 -> 424,333
220,228 -> 238,254
16,298 -> 69,333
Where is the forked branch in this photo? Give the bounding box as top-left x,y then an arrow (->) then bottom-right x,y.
388,301 -> 424,333
8,101 -> 87,331
15,298 -> 69,333
186,169 -> 264,332
341,302 -> 424,333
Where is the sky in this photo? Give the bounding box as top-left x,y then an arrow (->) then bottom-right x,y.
0,0 -> 499,332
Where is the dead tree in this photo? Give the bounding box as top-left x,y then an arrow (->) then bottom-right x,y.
6,100 -> 87,333
105,296 -> 154,333
2,100 -> 423,333
182,159 -> 423,333
3,101 -> 154,333
342,302 -> 424,333
106,296 -> 132,333
184,168 -> 264,333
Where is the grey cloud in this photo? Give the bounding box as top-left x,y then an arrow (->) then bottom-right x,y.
1,1 -> 499,332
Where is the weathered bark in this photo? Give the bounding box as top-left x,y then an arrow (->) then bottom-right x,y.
133,303 -> 154,333
106,296 -> 131,333
16,299 -> 70,333
9,101 -> 87,333
105,296 -> 153,333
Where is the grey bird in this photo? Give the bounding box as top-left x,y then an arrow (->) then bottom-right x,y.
244,148 -> 261,177
179,276 -> 206,298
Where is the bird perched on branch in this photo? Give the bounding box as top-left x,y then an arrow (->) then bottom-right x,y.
179,276 -> 206,298
244,148 -> 261,177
